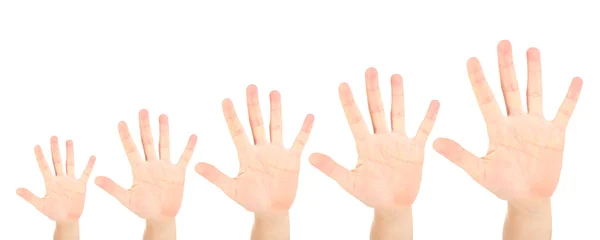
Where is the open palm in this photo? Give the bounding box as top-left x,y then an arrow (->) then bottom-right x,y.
309,68 -> 440,208
433,40 -> 583,202
17,137 -> 95,222
196,85 -> 314,213
95,110 -> 197,221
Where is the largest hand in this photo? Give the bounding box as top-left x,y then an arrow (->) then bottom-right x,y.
95,110 -> 197,222
309,68 -> 440,208
433,40 -> 583,204
195,85 -> 314,213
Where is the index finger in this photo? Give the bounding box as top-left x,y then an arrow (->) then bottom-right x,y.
467,58 -> 503,126
222,99 -> 252,152
338,83 -> 370,142
34,145 -> 53,181
118,121 -> 143,167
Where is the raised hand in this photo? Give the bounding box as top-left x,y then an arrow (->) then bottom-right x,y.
95,110 -> 197,222
309,68 -> 440,209
433,40 -> 583,205
17,136 -> 95,222
195,85 -> 315,213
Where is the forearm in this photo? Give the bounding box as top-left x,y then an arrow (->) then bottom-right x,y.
503,198 -> 552,240
144,219 -> 177,240
54,221 -> 79,240
251,212 -> 290,240
370,206 -> 413,240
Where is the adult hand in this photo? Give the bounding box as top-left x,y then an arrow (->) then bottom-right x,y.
433,40 -> 583,209
309,67 -> 440,209
95,110 -> 197,222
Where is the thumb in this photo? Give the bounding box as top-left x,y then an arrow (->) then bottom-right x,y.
309,153 -> 355,194
95,176 -> 131,208
16,188 -> 44,212
433,138 -> 484,182
195,162 -> 237,200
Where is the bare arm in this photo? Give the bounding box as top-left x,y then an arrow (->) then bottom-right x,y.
143,219 -> 177,240
370,207 -> 413,240
54,221 -> 79,240
432,41 -> 581,240
503,199 -> 552,240
309,69 -> 439,240
251,212 -> 290,240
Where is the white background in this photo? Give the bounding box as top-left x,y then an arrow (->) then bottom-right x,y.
1,0 -> 598,239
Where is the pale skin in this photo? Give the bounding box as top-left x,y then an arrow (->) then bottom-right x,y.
309,68 -> 440,240
16,136 -> 96,240
433,40 -> 583,240
195,85 -> 315,240
95,110 -> 197,240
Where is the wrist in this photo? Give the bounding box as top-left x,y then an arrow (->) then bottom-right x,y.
56,220 -> 79,229
146,218 -> 176,228
144,218 -> 176,239
54,220 -> 80,240
251,211 -> 290,239
371,206 -> 413,239
374,205 -> 412,221
254,211 -> 290,223
507,198 -> 552,217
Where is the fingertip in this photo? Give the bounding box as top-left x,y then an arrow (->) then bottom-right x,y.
16,188 -> 26,196
189,134 -> 198,141
433,138 -> 463,156
467,57 -> 480,67
194,162 -> 216,177
194,162 -> 204,173
432,138 -> 448,152
306,114 -> 315,122
390,73 -> 403,83
431,100 -> 440,109
565,77 -> 584,100
88,155 -> 96,164
138,109 -> 149,117
159,114 -> 169,122
246,84 -> 258,94
94,176 -> 106,186
338,82 -> 350,92
66,140 -> 73,146
16,188 -> 36,202
117,121 -> 127,129
526,47 -> 540,57
50,136 -> 58,143
308,153 -> 319,164
365,67 -> 378,77
572,77 -> 583,87
308,153 -> 328,165
222,98 -> 233,108
269,90 -> 281,100
497,39 -> 512,50
308,157 -> 319,168
94,177 -> 126,198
